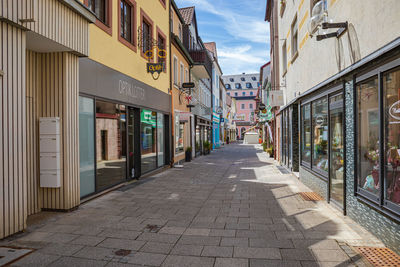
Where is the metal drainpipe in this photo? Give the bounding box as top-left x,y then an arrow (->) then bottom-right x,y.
189,64 -> 193,157
169,1 -> 173,167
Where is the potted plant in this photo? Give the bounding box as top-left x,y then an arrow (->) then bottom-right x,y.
185,146 -> 192,162
203,141 -> 211,155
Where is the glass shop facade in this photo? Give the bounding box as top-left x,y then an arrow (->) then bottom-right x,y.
78,59 -> 170,198
280,40 -> 400,252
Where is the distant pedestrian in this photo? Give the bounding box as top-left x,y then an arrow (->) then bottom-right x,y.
227,136 -> 230,144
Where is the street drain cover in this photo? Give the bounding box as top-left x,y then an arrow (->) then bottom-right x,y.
144,224 -> 161,233
0,246 -> 34,266
298,192 -> 323,201
356,247 -> 400,267
114,249 -> 131,256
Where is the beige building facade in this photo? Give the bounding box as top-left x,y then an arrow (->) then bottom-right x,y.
0,0 -> 95,239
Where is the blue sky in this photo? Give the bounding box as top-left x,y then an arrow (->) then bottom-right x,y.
175,0 -> 270,75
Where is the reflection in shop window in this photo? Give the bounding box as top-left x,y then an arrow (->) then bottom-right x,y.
312,97 -> 328,173
384,68 -> 400,205
357,77 -> 380,197
141,109 -> 157,173
95,101 -> 126,191
301,104 -> 311,164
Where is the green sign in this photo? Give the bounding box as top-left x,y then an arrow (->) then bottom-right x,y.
141,109 -> 156,127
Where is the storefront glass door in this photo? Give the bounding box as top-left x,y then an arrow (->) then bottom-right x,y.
128,107 -> 135,178
157,113 -> 165,167
329,93 -> 344,208
141,109 -> 157,173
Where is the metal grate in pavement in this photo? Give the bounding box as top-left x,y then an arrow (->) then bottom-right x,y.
298,192 -> 323,201
0,246 -> 34,266
355,247 -> 400,267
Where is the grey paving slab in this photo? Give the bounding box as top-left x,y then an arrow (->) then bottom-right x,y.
9,144 -> 385,267
136,233 -> 180,244
234,247 -> 282,260
201,245 -> 233,257
215,258 -> 249,267
69,235 -> 106,246
48,256 -> 108,267
250,238 -> 294,248
161,255 -> 215,267
125,252 -> 167,266
250,259 -> 302,267
98,238 -> 146,251
9,252 -> 60,266
74,246 -> 116,261
170,244 -> 204,256
221,237 -> 249,247
38,243 -> 84,256
140,242 -> 174,254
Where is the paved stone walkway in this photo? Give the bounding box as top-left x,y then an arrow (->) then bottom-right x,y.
2,144 -> 384,266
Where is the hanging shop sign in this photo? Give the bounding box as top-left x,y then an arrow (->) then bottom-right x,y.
270,90 -> 284,107
147,63 -> 164,74
182,82 -> 195,88
216,107 -> 223,115
138,27 -> 167,80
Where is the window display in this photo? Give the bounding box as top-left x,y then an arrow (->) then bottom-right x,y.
157,113 -> 165,167
357,77 -> 380,197
384,68 -> 400,205
329,94 -> 344,206
312,97 -> 328,173
301,104 -> 311,163
176,122 -> 184,153
96,101 -> 127,191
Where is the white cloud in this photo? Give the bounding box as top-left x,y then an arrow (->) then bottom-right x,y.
218,45 -> 269,75
175,0 -> 270,74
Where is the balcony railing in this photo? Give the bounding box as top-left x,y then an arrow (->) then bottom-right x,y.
189,49 -> 213,77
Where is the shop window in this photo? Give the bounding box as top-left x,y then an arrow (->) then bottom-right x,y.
176,121 -> 185,154
312,97 -> 328,174
141,109 -> 157,173
95,101 -> 127,191
301,104 -> 311,164
79,96 -> 96,197
384,67 -> 400,207
357,77 -> 379,198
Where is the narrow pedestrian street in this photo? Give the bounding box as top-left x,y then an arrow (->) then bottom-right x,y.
2,144 -> 383,267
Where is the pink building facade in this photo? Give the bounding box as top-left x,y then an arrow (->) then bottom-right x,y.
222,73 -> 260,139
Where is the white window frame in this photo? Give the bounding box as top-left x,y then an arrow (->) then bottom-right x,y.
180,62 -> 184,86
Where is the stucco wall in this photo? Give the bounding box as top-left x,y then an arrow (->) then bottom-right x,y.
279,0 -> 400,104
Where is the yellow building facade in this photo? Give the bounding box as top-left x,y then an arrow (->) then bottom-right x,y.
78,0 -> 172,197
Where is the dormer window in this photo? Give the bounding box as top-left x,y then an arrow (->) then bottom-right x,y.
241,77 -> 245,81
246,83 -> 252,89
230,78 -> 234,82
251,77 -> 257,81
235,83 -> 241,89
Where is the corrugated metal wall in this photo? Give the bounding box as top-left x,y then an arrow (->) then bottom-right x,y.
0,22 -> 27,239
